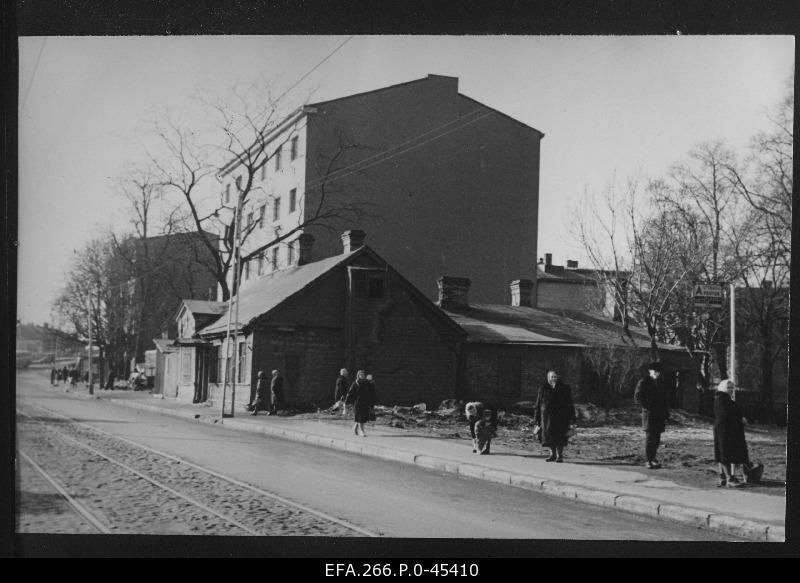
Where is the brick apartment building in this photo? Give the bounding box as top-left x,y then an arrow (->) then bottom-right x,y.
218,74 -> 543,307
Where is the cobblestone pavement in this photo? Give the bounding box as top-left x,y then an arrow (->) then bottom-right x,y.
16,404 -> 366,536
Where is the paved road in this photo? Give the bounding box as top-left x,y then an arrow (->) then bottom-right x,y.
15,370 -> 741,540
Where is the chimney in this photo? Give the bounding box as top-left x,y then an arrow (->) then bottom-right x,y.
296,233 -> 315,266
509,279 -> 534,307
437,276 -> 471,310
341,230 -> 366,254
545,253 -> 552,266
566,260 -> 578,269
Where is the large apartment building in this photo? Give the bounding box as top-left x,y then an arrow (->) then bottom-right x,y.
219,74 -> 544,305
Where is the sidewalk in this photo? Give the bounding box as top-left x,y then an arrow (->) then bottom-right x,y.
59,386 -> 786,542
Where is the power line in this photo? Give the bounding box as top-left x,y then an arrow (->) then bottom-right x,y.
20,38 -> 46,113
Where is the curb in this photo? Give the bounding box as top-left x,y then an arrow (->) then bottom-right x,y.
73,393 -> 786,542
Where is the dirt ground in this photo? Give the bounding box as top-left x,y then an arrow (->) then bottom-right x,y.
290,400 -> 787,496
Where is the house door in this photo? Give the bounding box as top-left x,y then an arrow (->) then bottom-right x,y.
194,347 -> 210,403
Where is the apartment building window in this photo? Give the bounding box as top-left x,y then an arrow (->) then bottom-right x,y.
224,184 -> 230,204
259,204 -> 266,228
243,259 -> 251,280
290,136 -> 299,160
271,247 -> 278,271
237,340 -> 248,384
275,145 -> 282,171
273,196 -> 281,221
257,252 -> 265,276
261,162 -> 266,181
246,211 -> 254,230
289,188 -> 297,213
287,241 -> 295,266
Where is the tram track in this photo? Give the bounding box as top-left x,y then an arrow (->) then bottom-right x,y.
17,400 -> 378,537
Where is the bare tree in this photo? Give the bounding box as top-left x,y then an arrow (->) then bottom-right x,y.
145,82 -> 374,302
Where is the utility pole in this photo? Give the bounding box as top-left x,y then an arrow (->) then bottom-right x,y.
221,195 -> 243,418
87,293 -> 94,395
730,282 -> 736,387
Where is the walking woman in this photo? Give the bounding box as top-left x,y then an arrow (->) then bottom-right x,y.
714,379 -> 750,487
345,370 -> 375,437
249,370 -> 268,416
534,370 -> 576,462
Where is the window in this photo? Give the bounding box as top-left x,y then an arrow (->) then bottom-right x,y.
259,205 -> 266,228
287,241 -> 295,265
289,188 -> 297,213
275,145 -> 282,171
224,184 -> 230,204
273,197 -> 281,221
352,270 -> 386,299
271,247 -> 278,270
209,346 -> 220,383
243,259 -> 250,280
261,162 -> 266,181
257,252 -> 265,276
246,211 -> 253,230
290,136 -> 299,160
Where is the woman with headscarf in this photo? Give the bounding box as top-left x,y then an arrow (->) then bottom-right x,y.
534,370 -> 576,462
713,379 -> 750,487
345,370 -> 375,437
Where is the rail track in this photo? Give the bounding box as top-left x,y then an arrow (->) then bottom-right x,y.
16,401 -> 378,537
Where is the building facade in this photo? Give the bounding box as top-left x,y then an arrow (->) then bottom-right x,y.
219,74 -> 543,307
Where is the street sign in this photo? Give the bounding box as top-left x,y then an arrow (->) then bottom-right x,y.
693,282 -> 725,309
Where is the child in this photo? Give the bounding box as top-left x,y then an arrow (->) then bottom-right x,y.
473,409 -> 496,455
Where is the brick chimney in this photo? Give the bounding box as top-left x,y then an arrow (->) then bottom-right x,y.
509,279 -> 534,307
296,233 -> 315,266
545,253 -> 552,266
341,230 -> 366,253
437,276 -> 471,310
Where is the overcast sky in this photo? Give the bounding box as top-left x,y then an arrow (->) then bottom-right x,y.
17,35 -> 793,325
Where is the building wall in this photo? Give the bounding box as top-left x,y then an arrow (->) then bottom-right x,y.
303,75 -> 542,305
458,343 -> 585,405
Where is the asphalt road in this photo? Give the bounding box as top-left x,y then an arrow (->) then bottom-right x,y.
15,369 -> 741,541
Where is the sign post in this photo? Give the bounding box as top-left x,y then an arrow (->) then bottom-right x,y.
692,283 -> 725,310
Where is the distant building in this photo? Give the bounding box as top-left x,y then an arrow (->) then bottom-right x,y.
113,231 -> 219,368
219,74 -> 544,307
535,253 -> 627,319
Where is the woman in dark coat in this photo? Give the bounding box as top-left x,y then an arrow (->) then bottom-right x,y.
346,370 -> 375,437
534,370 -> 576,462
249,370 -> 268,416
714,379 -> 749,488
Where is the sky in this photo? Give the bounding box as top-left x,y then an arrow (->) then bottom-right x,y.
17,35 -> 794,325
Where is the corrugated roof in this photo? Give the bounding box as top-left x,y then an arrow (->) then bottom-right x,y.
443,303 -> 680,351
199,249 -> 360,336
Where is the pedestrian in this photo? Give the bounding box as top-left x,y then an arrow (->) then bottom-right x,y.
465,401 -> 491,453
268,369 -> 284,415
84,371 -> 90,385
332,368 -> 349,416
534,370 -> 576,462
345,370 -> 376,437
249,370 -> 268,416
714,379 -> 750,488
50,367 -> 57,385
473,408 -> 497,455
69,367 -> 78,388
56,368 -> 63,385
105,370 -> 116,391
61,366 -> 69,382
634,362 -> 671,469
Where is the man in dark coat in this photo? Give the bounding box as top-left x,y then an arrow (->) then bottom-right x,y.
634,362 -> 670,469
268,369 -> 284,415
534,370 -> 576,462
714,379 -> 749,487
105,370 -> 116,391
249,370 -> 268,416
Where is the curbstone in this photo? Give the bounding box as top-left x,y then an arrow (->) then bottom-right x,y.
457,463 -> 488,479
509,474 -> 546,491
416,455 -> 459,474
614,495 -> 661,518
658,504 -> 710,529
708,515 -> 769,541
374,448 -> 417,465
572,487 -> 619,508
766,525 -> 785,543
541,481 -> 578,500
482,469 -> 512,485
